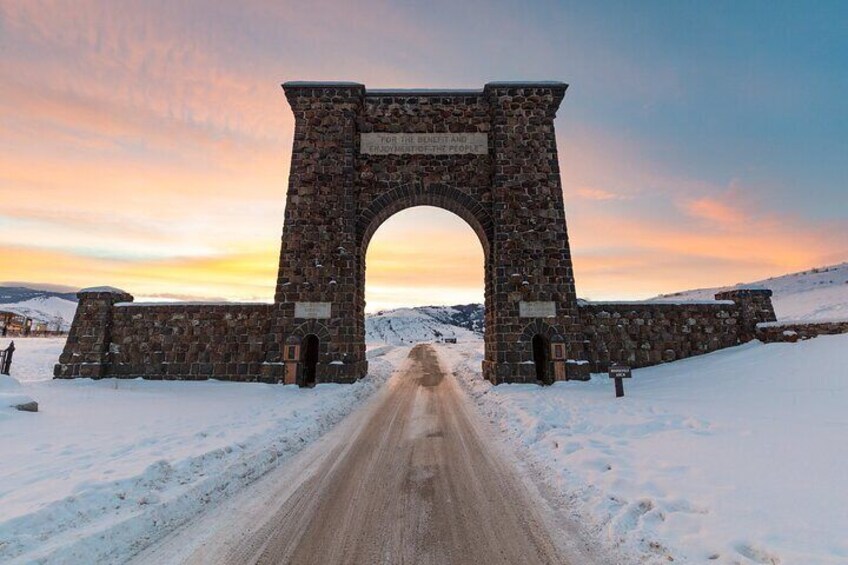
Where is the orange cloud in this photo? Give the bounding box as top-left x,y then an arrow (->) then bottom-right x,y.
568,198 -> 845,299
574,186 -> 629,201
3,244 -> 278,302
683,196 -> 748,228
1,1 -> 844,313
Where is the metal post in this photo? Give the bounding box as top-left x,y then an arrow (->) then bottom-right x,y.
609,363 -> 631,398
614,377 -> 624,398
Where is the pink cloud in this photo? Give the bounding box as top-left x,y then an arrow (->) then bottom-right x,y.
574,186 -> 630,201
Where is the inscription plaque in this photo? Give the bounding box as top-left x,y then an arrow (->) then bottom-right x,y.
519,301 -> 556,318
294,302 -> 331,319
360,133 -> 488,155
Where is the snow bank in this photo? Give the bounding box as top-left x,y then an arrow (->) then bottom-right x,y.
0,375 -> 36,417
445,335 -> 848,564
0,337 -> 411,563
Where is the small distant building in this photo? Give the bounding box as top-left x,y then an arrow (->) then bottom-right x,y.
0,312 -> 32,337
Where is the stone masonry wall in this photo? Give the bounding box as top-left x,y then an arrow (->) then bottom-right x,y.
484,83 -> 584,383
108,303 -> 274,381
55,288 -> 133,378
580,289 -> 777,373
57,289 -> 779,381
580,301 -> 740,373
756,320 -> 848,343
56,290 -> 356,382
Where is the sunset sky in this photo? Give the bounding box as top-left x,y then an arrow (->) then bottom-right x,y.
1,1 -> 846,311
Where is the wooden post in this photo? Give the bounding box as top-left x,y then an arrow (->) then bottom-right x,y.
284,341 -> 301,385
1,341 -> 14,375
551,339 -> 567,381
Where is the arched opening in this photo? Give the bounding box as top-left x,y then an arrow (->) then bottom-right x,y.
301,334 -> 319,387
532,334 -> 549,384
362,206 -> 487,344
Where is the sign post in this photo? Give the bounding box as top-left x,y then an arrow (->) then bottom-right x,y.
608,364 -> 631,398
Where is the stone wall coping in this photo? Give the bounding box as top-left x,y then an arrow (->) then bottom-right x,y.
757,317 -> 848,328
580,300 -> 736,307
715,288 -> 773,297
282,81 -> 569,98
282,81 -> 365,88
114,301 -> 271,307
79,286 -> 129,294
484,80 -> 568,90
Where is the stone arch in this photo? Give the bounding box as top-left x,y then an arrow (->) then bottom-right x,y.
357,182 -> 493,255
289,320 -> 332,361
290,320 -> 331,342
520,320 -> 562,343
355,182 -> 494,370
520,320 -> 563,385
288,321 -> 333,385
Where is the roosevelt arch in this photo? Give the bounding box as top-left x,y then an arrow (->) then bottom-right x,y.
272,81 -> 584,385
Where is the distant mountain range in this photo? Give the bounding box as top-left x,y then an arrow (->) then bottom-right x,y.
3,261 -> 845,340
0,287 -> 78,305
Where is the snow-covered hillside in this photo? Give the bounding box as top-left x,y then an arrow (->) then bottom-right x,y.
365,305 -> 482,345
656,263 -> 848,322
0,287 -> 78,331
1,296 -> 77,331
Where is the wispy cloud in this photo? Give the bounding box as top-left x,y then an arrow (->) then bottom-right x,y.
574,186 -> 630,201
1,0 -> 845,308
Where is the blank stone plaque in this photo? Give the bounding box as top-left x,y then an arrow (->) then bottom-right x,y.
294,302 -> 332,319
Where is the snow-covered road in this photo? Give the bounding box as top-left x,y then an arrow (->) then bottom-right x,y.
132,344 -> 601,564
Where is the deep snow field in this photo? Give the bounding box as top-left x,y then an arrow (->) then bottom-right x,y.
443,335 -> 848,564
2,328 -> 847,564
0,337 -> 410,564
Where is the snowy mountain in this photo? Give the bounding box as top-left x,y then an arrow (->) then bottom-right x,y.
365,305 -> 483,345
417,304 -> 484,334
0,287 -> 78,331
656,262 -> 848,322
